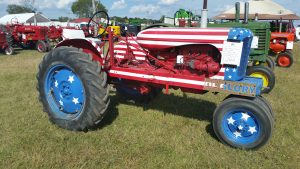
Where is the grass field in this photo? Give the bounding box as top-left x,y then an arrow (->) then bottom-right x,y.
0,45 -> 300,169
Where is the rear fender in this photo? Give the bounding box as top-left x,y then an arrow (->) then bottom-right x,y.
56,39 -> 103,64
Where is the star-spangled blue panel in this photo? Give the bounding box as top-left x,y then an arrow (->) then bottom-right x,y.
224,28 -> 253,81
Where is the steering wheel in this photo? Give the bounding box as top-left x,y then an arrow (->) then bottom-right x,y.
87,11 -> 110,37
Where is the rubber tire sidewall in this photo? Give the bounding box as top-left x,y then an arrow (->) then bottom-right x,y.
213,97 -> 273,150
4,46 -> 14,55
37,46 -> 110,131
276,52 -> 294,68
265,57 -> 275,70
246,66 -> 276,94
36,40 -> 47,53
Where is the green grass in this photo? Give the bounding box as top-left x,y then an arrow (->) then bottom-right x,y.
0,46 -> 300,169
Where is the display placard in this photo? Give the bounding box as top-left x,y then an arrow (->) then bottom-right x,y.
221,41 -> 243,66
251,36 -> 259,49
286,41 -> 294,50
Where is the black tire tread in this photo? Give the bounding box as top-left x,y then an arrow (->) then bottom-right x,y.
213,97 -> 274,149
276,52 -> 294,68
246,66 -> 276,94
36,46 -> 110,131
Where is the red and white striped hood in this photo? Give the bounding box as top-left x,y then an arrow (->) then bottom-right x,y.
136,27 -> 230,51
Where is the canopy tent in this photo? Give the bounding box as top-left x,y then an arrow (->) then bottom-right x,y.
0,13 -> 50,24
214,0 -> 300,20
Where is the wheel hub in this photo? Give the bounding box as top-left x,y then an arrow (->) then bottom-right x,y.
223,111 -> 260,144
45,66 -> 85,115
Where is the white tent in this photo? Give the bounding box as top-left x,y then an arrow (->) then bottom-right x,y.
0,13 -> 50,24
214,0 -> 300,20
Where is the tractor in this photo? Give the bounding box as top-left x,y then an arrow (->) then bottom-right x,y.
47,25 -> 63,47
209,2 -> 275,94
269,20 -> 296,67
36,11 -> 275,150
6,23 -> 51,53
158,3 -> 275,94
0,25 -> 14,55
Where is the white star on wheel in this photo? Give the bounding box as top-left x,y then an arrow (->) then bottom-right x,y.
68,76 -> 75,83
248,126 -> 257,134
233,68 -> 237,72
227,116 -> 235,125
54,80 -> 58,88
241,113 -> 251,121
72,97 -> 79,105
234,131 -> 242,138
59,100 -> 64,106
228,75 -> 232,79
238,125 -> 243,130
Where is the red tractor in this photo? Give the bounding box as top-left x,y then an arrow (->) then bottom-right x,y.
47,25 -> 63,46
269,20 -> 296,67
6,23 -> 51,53
36,11 -> 274,150
0,25 -> 14,55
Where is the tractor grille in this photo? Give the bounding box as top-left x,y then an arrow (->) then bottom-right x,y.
253,29 -> 267,51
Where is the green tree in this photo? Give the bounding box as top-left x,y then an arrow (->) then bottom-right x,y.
6,5 -> 33,14
71,0 -> 107,18
58,16 -> 71,22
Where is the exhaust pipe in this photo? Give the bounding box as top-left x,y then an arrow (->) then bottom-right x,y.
235,2 -> 240,23
243,2 -> 249,24
201,0 -> 208,28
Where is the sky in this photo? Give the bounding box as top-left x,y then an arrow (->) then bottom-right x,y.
0,0 -> 299,25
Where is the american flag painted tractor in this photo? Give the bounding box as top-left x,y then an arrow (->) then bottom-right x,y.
36,11 -> 274,150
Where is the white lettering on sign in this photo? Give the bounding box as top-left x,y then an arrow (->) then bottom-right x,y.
221,41 -> 243,66
251,36 -> 259,49
286,41 -> 294,50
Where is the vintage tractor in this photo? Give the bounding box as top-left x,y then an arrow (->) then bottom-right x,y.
36,11 -> 275,150
209,2 -> 275,94
269,20 -> 295,67
6,23 -> 51,53
47,25 -> 63,47
0,25 -> 14,55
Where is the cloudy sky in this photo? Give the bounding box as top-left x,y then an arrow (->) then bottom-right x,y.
0,0 -> 299,24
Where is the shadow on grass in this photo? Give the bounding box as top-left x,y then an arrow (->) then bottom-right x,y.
106,91 -> 219,140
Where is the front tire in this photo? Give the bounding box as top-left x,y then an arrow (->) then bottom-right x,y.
246,66 -> 275,94
37,46 -> 110,131
36,40 -> 47,53
276,52 -> 294,67
213,97 -> 274,150
4,46 -> 14,55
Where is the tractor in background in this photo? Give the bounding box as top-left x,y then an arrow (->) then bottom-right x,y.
269,20 -> 296,67
36,9 -> 275,150
6,22 -> 51,53
209,3 -> 275,94
47,25 -> 63,47
0,25 -> 14,55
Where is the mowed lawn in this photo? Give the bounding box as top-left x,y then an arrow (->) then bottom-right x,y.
0,44 -> 299,169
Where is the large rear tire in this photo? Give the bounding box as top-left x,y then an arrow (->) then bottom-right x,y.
37,46 -> 110,131
213,97 -> 274,150
246,66 -> 275,94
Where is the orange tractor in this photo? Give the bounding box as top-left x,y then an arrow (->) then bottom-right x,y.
269,20 -> 296,67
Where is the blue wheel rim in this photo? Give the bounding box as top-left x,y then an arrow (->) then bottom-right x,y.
44,64 -> 85,119
221,110 -> 261,145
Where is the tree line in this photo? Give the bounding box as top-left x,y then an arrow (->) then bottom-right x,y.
5,0 -> 158,24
